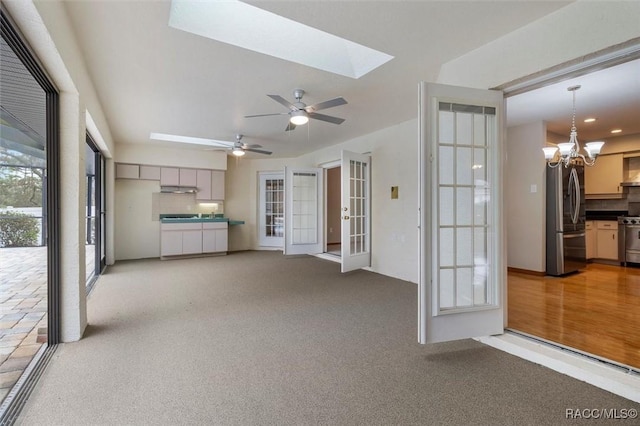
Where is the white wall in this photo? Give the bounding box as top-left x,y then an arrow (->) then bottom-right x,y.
116,144 -> 227,170
438,2 -> 640,89
506,122 -> 547,272
5,0 -> 116,341
225,119 -> 419,283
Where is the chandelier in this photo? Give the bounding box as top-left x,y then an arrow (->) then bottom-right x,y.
542,85 -> 605,168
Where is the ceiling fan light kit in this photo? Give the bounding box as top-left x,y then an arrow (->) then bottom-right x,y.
245,88 -> 347,131
542,85 -> 605,168
290,110 -> 309,125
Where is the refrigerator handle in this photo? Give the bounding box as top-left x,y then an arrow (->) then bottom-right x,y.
569,167 -> 580,225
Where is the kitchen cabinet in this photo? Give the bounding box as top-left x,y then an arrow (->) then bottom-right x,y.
196,169 -> 212,201
211,170 -> 225,200
139,165 -> 160,180
160,167 -> 180,186
585,221 -> 596,259
179,168 -> 197,187
115,163 -> 139,179
595,221 -> 618,260
161,222 -> 203,257
202,222 -> 228,253
161,221 -> 228,257
585,154 -> 625,197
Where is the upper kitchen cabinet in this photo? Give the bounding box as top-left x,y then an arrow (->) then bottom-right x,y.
179,168 -> 197,186
211,170 -> 225,200
139,165 -> 161,180
585,153 -> 626,199
160,167 -> 180,185
196,169 -> 212,201
115,163 -> 139,179
196,169 -> 225,201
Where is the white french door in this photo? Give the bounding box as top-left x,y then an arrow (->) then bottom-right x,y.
284,167 -> 323,255
341,150 -> 371,272
419,82 -> 505,344
258,172 -> 284,248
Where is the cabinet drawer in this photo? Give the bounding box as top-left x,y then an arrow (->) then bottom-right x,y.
161,223 -> 202,231
596,221 -> 618,230
202,222 -> 228,230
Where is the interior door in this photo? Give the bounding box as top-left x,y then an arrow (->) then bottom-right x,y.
341,150 -> 371,272
284,167 -> 323,255
419,82 -> 505,344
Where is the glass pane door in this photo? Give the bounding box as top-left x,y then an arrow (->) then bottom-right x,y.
259,172 -> 284,247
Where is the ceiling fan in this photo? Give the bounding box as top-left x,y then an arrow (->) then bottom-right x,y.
149,133 -> 272,156
245,89 -> 347,131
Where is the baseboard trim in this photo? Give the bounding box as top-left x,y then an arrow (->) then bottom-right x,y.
507,267 -> 545,276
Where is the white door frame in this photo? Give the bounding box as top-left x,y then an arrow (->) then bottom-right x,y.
321,159 -> 341,255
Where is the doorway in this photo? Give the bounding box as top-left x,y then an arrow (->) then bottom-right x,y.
325,165 -> 341,257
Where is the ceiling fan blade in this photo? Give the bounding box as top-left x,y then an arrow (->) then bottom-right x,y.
305,97 -> 347,113
241,143 -> 262,149
308,112 -> 345,125
267,94 -> 296,110
245,112 -> 289,118
285,122 -> 296,132
245,147 -> 272,155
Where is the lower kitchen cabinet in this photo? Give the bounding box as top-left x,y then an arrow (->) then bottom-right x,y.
161,221 -> 228,257
585,221 -> 596,259
595,221 -> 618,260
203,222 -> 228,253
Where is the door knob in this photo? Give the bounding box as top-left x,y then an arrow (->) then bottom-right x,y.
343,216 -> 350,220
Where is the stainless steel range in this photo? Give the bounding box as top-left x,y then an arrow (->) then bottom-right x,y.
618,216 -> 640,265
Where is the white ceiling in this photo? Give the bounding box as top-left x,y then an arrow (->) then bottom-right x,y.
61,1 -> 638,158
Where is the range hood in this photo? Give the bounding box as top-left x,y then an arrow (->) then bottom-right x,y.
160,186 -> 198,194
621,181 -> 640,187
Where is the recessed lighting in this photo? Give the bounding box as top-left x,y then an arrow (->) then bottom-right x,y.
583,118 -> 597,123
611,129 -> 622,134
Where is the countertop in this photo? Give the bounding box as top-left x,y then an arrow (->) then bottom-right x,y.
160,215 -> 245,225
585,210 -> 627,221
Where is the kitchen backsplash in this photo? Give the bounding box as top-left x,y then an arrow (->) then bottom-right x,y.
586,186 -> 640,212
151,192 -> 223,220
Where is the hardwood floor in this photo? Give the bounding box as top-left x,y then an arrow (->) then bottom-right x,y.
507,263 -> 640,369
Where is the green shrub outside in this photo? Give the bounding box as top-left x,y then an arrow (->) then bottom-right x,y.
0,211 -> 39,247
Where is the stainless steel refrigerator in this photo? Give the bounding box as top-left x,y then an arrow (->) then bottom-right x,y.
546,164 -> 586,276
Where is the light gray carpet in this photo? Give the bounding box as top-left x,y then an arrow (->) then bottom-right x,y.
17,251 -> 639,425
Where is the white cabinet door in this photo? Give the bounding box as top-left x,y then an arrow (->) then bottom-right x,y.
182,230 -> 203,254
161,167 -> 180,185
211,170 -> 225,200
180,168 -> 197,186
585,154 -> 624,196
116,163 -> 139,179
196,169 -> 212,200
161,231 -> 183,256
139,165 -> 161,180
596,221 -> 618,260
202,222 -> 228,252
215,229 -> 228,252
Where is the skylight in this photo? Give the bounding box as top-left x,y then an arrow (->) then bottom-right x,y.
168,0 -> 393,79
